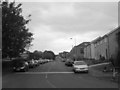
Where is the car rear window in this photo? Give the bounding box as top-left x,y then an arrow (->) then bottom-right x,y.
74,61 -> 86,65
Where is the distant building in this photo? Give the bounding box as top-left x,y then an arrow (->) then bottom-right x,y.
59,51 -> 69,58
93,35 -> 109,60
84,27 -> 120,61
84,43 -> 91,59
70,42 -> 90,60
84,37 -> 104,60
90,37 -> 101,60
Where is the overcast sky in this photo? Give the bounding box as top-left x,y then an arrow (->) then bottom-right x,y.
17,1 -> 118,54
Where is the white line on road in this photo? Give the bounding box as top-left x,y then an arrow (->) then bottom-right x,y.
46,80 -> 56,88
45,74 -> 48,79
16,72 -> 74,74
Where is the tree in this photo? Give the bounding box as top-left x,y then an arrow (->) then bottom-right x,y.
33,50 -> 42,60
28,52 -> 34,60
2,1 -> 33,59
42,50 -> 55,60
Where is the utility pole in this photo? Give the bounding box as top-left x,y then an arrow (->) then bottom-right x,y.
75,37 -> 77,61
70,37 -> 77,61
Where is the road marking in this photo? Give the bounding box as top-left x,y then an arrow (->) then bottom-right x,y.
16,72 -> 74,74
46,80 -> 56,88
45,74 -> 48,79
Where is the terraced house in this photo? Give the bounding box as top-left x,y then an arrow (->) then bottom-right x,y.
107,27 -> 119,61
84,27 -> 120,61
70,42 -> 90,60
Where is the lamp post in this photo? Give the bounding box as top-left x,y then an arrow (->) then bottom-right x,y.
70,38 -> 73,49
70,37 -> 76,47
70,37 -> 77,61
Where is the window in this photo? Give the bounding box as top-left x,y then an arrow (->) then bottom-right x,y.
100,40 -> 102,44
97,42 -> 99,46
80,49 -> 84,54
104,38 -> 107,42
74,61 -> 86,65
95,44 -> 96,47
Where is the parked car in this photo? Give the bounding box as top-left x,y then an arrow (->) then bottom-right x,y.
61,58 -> 66,62
38,60 -> 43,64
34,60 -> 39,66
38,59 -> 46,64
43,59 -> 48,63
28,59 -> 35,68
49,59 -> 53,62
73,61 -> 89,73
12,58 -> 29,72
65,60 -> 73,66
46,59 -> 50,62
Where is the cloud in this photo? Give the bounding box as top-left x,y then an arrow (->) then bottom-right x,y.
21,2 -> 118,54
26,2 -> 117,33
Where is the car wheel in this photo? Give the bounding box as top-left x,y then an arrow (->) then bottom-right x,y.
74,71 -> 77,73
73,70 -> 77,73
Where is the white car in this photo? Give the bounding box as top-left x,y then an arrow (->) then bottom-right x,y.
73,61 -> 89,73
34,60 -> 39,66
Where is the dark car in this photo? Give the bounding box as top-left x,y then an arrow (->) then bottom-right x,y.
12,58 -> 29,72
65,60 -> 74,66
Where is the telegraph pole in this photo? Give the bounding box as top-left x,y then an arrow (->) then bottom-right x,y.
70,37 -> 77,61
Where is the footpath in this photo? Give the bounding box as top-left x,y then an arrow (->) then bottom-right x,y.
89,62 -> 119,83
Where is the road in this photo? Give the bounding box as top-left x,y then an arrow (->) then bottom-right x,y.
2,59 -> 118,88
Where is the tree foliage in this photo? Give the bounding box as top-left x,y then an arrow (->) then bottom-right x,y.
2,1 -> 33,59
42,50 -> 55,60
28,50 -> 43,60
33,50 -> 42,60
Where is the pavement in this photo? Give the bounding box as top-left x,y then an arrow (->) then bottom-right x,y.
89,62 -> 120,83
2,59 -> 118,88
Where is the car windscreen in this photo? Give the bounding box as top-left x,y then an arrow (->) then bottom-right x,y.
74,61 -> 86,65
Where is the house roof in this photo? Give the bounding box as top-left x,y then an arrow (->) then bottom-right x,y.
91,37 -> 102,44
106,26 -> 120,36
